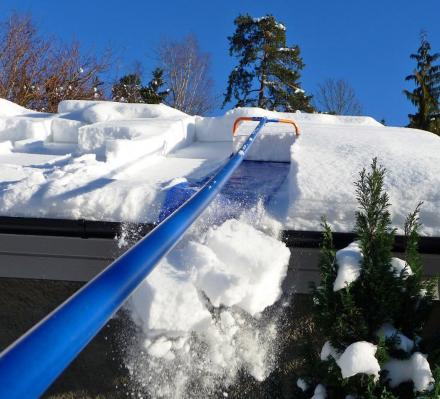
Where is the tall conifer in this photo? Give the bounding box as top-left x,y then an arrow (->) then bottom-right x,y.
223,15 -> 313,112
404,33 -> 440,134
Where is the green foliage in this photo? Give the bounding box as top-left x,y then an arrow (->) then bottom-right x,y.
140,68 -> 169,104
223,14 -> 313,112
303,159 -> 438,397
404,32 -> 440,134
112,68 -> 168,104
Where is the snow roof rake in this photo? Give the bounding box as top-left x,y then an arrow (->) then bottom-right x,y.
232,116 -> 300,162
0,116 -> 299,399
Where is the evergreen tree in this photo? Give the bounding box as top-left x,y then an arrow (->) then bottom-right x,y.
404,33 -> 440,135
140,68 -> 169,104
112,73 -> 143,103
223,14 -> 313,112
112,68 -> 168,104
296,159 -> 439,398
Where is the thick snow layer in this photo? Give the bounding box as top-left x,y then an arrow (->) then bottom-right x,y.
0,100 -> 439,237
376,323 -> 414,352
285,120 -> 440,235
0,116 -> 52,142
78,117 -> 195,160
233,123 -> 297,162
336,341 -> 380,379
58,100 -> 187,123
51,117 -> 85,143
383,352 -> 434,392
333,242 -> 363,291
0,98 -> 36,117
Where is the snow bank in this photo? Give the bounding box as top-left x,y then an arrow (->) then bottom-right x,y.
233,122 -> 297,162
58,100 -> 187,123
195,107 -> 280,142
0,98 -> 35,117
0,154 -> 167,222
78,117 -> 195,160
383,352 -> 434,392
333,242 -> 363,291
0,116 -> 52,142
285,121 -> 440,235
0,100 -> 440,237
336,341 -> 380,379
0,99 -> 54,142
195,107 -> 375,142
51,117 -> 85,143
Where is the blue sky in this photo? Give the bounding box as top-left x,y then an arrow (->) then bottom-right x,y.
1,0 -> 439,125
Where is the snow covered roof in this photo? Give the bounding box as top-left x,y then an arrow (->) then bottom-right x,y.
0,99 -> 439,236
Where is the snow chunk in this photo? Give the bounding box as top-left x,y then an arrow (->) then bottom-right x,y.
297,378 -> 308,391
320,341 -> 340,361
333,242 -> 363,291
383,352 -> 434,392
196,219 -> 290,315
0,116 -> 52,142
390,257 -> 413,279
128,218 -> 289,385
52,117 -> 85,143
336,341 -> 380,379
145,337 -> 173,358
311,384 -> 327,399
376,323 -> 414,352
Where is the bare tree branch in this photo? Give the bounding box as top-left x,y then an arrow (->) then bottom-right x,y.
0,13 -> 110,112
156,35 -> 217,115
314,78 -> 362,115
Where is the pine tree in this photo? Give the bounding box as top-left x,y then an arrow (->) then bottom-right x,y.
112,69 -> 168,104
139,68 -> 168,104
404,33 -> 440,135
296,159 -> 439,398
223,14 -> 313,112
112,73 -> 143,103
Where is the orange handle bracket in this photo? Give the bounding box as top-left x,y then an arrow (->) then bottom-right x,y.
232,116 -> 300,136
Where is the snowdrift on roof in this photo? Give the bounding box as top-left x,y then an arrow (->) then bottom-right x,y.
0,98 -> 439,235
58,100 -> 187,123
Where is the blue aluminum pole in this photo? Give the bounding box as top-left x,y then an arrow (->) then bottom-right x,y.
0,117 -> 276,398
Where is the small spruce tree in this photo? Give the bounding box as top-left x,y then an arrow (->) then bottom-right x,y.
223,14 -> 313,112
404,33 -> 440,135
296,159 -> 439,398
